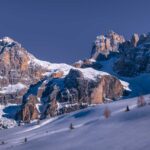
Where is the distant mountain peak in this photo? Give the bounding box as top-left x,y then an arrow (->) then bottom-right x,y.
91,31 -> 125,60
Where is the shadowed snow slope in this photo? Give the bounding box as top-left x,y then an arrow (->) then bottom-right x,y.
0,94 -> 150,150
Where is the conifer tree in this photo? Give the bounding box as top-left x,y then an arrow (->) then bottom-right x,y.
69,123 -> 74,130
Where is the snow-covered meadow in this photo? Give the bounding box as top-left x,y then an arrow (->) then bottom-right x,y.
0,94 -> 150,150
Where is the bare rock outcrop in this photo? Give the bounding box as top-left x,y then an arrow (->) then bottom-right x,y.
44,99 -> 58,117
91,31 -> 125,60
131,33 -> 139,47
114,33 -> 150,76
91,75 -> 123,104
17,95 -> 39,122
64,69 -> 124,104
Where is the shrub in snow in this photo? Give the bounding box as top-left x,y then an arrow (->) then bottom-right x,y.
1,141 -> 5,145
69,123 -> 74,130
137,96 -> 146,107
103,107 -> 111,119
24,137 -> 27,143
125,105 -> 130,112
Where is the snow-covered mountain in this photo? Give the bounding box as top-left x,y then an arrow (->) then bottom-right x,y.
0,37 -> 52,104
79,31 -> 150,77
0,36 -> 130,127
0,30 -> 150,130
73,31 -> 150,96
0,31 -> 150,150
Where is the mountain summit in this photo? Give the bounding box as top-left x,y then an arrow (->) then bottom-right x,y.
0,37 -> 51,103
91,31 -> 125,60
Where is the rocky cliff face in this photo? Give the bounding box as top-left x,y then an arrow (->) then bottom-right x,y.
0,37 -> 51,104
79,31 -> 150,77
91,31 -> 125,60
91,75 -> 123,104
17,95 -> 39,122
114,33 -> 150,76
73,31 -> 125,70
18,67 -> 127,122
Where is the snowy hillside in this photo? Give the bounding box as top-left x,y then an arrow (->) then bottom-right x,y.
0,94 -> 150,150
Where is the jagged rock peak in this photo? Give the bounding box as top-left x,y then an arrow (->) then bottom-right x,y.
91,30 -> 125,59
95,30 -> 125,50
0,36 -> 51,69
131,33 -> 139,47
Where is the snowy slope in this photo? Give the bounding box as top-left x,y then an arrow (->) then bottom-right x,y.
28,53 -> 51,70
0,94 -> 150,150
42,62 -> 129,91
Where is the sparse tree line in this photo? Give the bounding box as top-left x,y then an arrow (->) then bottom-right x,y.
103,95 -> 148,119
66,96 -> 149,132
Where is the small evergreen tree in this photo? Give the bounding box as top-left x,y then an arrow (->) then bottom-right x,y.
125,105 -> 130,112
1,141 -> 5,145
69,123 -> 74,130
24,137 -> 27,143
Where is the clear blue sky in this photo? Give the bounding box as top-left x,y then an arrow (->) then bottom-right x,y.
0,0 -> 150,63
